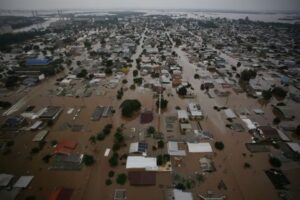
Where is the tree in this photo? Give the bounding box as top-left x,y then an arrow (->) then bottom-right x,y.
295,125 -> 300,136
96,132 -> 105,140
272,87 -> 287,99
5,76 -> 19,88
83,154 -> 95,166
194,74 -> 200,79
0,101 -> 12,109
89,135 -> 96,144
269,157 -> 281,168
158,140 -> 164,148
215,141 -> 224,150
120,99 -> 142,117
105,179 -> 112,186
262,89 -> 272,101
147,126 -> 156,135
108,170 -> 115,177
244,162 -> 251,168
237,62 -> 241,67
177,87 -> 187,96
42,154 -> 52,163
109,153 -> 119,167
156,98 -> 168,109
77,69 -> 87,78
116,173 -> 127,185
133,70 -> 138,77
175,183 -> 186,191
105,68 -> 112,75
273,117 -> 281,125
240,69 -> 256,82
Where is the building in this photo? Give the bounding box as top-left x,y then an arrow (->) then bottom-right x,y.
128,171 -> 156,185
187,103 -> 203,120
39,106 -> 63,121
199,157 -> 215,172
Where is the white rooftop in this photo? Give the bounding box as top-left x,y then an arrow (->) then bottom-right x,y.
173,189 -> 193,200
126,156 -> 157,169
187,142 -> 213,153
13,176 -> 34,188
0,174 -> 14,187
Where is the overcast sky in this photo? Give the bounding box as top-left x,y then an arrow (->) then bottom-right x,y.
1,0 -> 300,11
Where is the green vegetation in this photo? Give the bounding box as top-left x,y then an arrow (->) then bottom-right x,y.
273,117 -> 281,125
116,173 -> 127,185
272,87 -> 287,99
105,179 -> 112,186
89,135 -> 96,144
244,162 -> 251,168
120,99 -> 142,117
194,74 -> 200,79
158,140 -> 165,149
108,170 -> 115,177
0,101 -> 12,109
133,69 -> 138,77
105,68 -> 113,75
240,69 -> 257,82
295,125 -> 300,136
25,196 -> 37,200
31,142 -> 46,155
83,154 -> 95,166
175,183 -> 186,191
0,31 -> 48,52
42,154 -> 52,163
157,154 -> 170,166
109,152 -> 119,167
215,141 -> 225,150
147,126 -> 156,135
130,84 -> 136,90
269,157 -> 282,168
177,87 -> 187,96
51,140 -> 58,146
77,69 -> 87,78
133,77 -> 143,85
262,89 -> 272,100
117,88 -> 124,100
156,98 -> 168,109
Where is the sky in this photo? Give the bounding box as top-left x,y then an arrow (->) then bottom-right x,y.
1,0 -> 300,11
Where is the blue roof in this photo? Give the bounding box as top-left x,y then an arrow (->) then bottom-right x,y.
26,59 -> 49,66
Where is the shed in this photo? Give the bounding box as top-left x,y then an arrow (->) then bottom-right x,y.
32,130 -> 48,142
172,189 -> 193,200
178,110 -> 189,121
187,142 -> 213,153
0,174 -> 14,187
30,120 -> 43,130
287,142 -> 300,154
223,109 -> 237,119
168,141 -> 186,156
128,171 -> 156,185
13,176 -> 34,188
242,118 -> 256,130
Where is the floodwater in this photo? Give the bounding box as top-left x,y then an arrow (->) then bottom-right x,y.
1,19 -> 299,200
